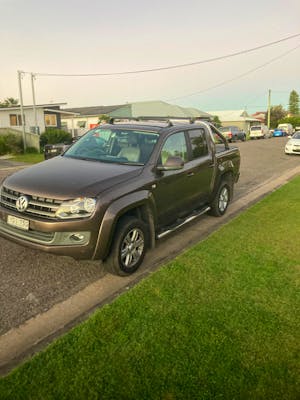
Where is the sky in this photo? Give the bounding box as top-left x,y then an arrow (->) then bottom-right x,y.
0,0 -> 300,114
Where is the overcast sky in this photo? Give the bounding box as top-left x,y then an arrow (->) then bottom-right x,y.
0,0 -> 299,113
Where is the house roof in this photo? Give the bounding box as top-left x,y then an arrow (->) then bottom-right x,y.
62,105 -> 124,117
0,103 -> 67,112
107,101 -> 212,119
208,109 -> 259,122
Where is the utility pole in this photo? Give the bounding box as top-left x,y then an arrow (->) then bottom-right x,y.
31,73 -> 38,135
267,89 -> 271,129
17,70 -> 26,151
30,73 -> 40,152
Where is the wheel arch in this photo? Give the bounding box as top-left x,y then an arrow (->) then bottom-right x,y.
210,169 -> 234,203
93,191 -> 156,261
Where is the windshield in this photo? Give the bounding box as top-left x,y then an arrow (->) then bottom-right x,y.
292,132 -> 300,139
250,126 -> 262,131
64,127 -> 159,165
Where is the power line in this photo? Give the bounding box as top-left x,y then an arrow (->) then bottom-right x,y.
23,33 -> 300,77
166,43 -> 300,102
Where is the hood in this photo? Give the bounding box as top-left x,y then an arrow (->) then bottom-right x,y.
3,156 -> 143,199
287,138 -> 300,145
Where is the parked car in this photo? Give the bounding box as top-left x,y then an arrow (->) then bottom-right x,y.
249,124 -> 271,139
273,128 -> 286,137
277,123 -> 293,136
285,131 -> 300,154
0,120 -> 240,276
219,126 -> 246,142
44,143 -> 71,159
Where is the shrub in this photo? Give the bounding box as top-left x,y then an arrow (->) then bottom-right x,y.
5,133 -> 23,154
40,128 -> 72,147
0,133 -> 23,155
0,136 -> 8,155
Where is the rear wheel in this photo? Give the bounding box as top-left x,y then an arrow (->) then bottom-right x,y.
209,179 -> 232,217
104,217 -> 148,276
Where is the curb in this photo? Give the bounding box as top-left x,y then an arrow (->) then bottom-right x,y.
0,165 -> 300,375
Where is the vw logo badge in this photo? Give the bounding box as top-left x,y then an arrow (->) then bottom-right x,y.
16,195 -> 29,212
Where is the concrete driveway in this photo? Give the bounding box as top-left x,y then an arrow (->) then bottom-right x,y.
0,137 -> 299,373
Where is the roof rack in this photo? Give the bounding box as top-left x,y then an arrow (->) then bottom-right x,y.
108,116 -> 210,126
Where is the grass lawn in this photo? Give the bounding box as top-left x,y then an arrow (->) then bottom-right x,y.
10,153 -> 44,164
0,177 -> 299,399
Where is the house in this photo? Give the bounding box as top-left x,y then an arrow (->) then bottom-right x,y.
251,111 -> 267,123
0,103 -> 80,150
61,101 -> 212,136
208,109 -> 260,133
0,103 -> 81,134
61,105 -> 124,136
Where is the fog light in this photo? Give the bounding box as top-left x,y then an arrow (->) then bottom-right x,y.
70,233 -> 85,242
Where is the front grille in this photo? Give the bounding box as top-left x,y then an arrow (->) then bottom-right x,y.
0,186 -> 63,220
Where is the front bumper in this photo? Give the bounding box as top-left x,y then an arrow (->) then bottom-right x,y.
285,146 -> 300,154
0,206 -> 99,259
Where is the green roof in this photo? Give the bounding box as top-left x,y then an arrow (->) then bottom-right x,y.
107,101 -> 212,119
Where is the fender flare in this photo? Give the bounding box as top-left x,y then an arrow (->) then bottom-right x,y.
93,190 -> 156,260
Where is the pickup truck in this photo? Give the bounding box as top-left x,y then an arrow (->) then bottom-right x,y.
0,120 -> 240,276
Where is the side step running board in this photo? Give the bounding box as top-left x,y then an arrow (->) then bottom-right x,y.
157,206 -> 211,239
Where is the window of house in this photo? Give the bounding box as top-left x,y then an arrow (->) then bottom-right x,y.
9,114 -> 23,126
44,114 -> 57,127
77,120 -> 86,128
188,129 -> 208,159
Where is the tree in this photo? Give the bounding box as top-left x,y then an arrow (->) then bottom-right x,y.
97,114 -> 110,124
0,97 -> 19,107
212,115 -> 222,128
278,116 -> 300,128
269,105 -> 287,129
288,90 -> 299,115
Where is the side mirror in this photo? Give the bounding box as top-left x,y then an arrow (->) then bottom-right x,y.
157,156 -> 184,171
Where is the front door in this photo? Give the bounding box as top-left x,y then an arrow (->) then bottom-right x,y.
153,131 -> 192,227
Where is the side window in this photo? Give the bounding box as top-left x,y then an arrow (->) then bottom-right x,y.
160,132 -> 188,165
188,129 -> 208,159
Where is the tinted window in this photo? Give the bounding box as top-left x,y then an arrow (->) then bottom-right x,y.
160,132 -> 188,165
188,129 -> 208,159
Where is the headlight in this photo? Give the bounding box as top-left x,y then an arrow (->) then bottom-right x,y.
56,197 -> 96,219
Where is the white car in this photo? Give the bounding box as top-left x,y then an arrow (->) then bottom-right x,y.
285,132 -> 300,155
249,124 -> 271,139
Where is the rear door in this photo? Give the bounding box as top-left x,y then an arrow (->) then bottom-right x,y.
184,127 -> 214,208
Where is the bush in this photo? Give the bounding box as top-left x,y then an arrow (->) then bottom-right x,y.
0,133 -> 23,155
40,128 -> 72,147
5,133 -> 23,154
0,136 -> 8,155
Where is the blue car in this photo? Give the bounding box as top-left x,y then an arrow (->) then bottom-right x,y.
273,128 -> 286,137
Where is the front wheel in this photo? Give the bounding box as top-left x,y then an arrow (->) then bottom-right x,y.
104,217 -> 148,276
209,179 -> 232,217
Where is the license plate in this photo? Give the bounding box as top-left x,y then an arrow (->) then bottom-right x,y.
7,215 -> 29,231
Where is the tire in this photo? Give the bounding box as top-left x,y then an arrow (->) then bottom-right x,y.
209,179 -> 232,217
104,217 -> 148,276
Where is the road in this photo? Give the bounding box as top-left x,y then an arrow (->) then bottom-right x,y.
0,137 -> 299,335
